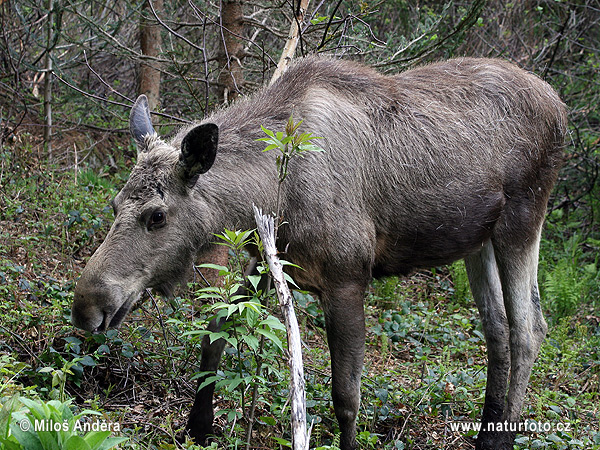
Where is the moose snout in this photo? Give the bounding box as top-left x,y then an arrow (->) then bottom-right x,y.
71,278 -> 125,333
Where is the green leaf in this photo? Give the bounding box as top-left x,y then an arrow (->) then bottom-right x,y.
197,263 -> 229,273
73,409 -> 101,419
279,259 -> 303,269
227,303 -> 238,318
83,430 -> 111,450
247,274 -> 262,291
283,272 -> 300,288
259,125 -> 274,138
259,316 -> 286,331
0,437 -> 23,450
259,415 -> 277,426
256,328 -> 284,352
242,334 -> 260,351
223,335 -> 238,347
65,436 -> 92,450
96,345 -> 110,355
228,294 -> 248,303
37,424 -> 61,450
208,331 -> 229,344
547,433 -> 563,443
273,437 -> 292,447
244,305 -> 259,328
79,355 -> 96,367
96,437 -> 129,450
193,374 -> 222,391
240,300 -> 262,314
19,398 -> 48,421
261,144 -> 279,152
181,329 -> 211,338
548,405 -> 562,415
9,420 -> 43,450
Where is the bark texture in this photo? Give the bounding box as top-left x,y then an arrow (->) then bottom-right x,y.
138,0 -> 163,114
217,0 -> 244,104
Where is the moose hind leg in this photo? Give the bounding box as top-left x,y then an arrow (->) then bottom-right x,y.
322,282 -> 367,450
493,228 -> 548,449
464,241 -> 511,450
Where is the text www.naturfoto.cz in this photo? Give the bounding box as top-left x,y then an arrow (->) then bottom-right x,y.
449,420 -> 572,434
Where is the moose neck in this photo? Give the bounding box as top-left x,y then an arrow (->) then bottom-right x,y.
184,135 -> 280,243
171,72 -> 313,251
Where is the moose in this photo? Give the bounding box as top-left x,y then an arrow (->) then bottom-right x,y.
71,56 -> 567,449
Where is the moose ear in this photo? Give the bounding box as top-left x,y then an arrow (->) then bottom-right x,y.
129,95 -> 156,149
179,124 -> 219,180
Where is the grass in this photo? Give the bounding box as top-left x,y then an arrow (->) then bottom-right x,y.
0,138 -> 599,449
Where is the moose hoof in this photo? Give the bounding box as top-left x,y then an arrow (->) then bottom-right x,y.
340,434 -> 358,450
185,411 -> 217,446
476,430 -> 516,450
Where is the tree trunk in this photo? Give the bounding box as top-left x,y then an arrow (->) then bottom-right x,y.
138,0 -> 163,114
217,0 -> 244,104
44,0 -> 53,159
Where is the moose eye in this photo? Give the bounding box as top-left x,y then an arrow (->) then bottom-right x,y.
148,210 -> 166,229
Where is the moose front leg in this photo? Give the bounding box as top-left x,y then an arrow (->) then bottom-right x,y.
322,282 -> 367,450
186,315 -> 227,444
186,257 -> 261,444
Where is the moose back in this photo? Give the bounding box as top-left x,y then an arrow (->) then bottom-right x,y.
72,57 -> 567,450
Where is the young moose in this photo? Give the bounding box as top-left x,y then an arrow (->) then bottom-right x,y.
71,57 -> 567,449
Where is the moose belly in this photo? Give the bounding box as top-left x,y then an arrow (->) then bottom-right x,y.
372,190 -> 505,278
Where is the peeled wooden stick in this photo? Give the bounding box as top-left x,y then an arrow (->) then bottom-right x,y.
253,206 -> 309,450
270,0 -> 311,84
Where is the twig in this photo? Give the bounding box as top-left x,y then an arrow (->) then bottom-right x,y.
148,0 -> 206,53
145,288 -> 180,396
53,73 -> 190,124
193,265 -> 212,287
542,12 -> 570,80
316,0 -> 343,50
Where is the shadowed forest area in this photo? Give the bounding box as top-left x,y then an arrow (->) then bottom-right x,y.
1,1 -> 599,449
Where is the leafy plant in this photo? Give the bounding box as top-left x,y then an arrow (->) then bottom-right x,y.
258,115 -> 323,184
181,229 -> 288,445
541,233 -> 597,318
258,115 -> 323,227
0,396 -> 126,450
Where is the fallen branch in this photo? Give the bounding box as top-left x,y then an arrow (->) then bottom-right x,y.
253,205 -> 309,450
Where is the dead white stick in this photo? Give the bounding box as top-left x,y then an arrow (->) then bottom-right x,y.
253,206 -> 309,450
270,0 -> 311,84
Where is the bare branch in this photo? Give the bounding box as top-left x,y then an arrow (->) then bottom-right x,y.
253,206 -> 309,450
270,0 -> 311,84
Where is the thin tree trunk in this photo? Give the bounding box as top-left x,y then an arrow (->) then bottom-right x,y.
138,0 -> 163,114
44,0 -> 53,159
217,0 -> 244,104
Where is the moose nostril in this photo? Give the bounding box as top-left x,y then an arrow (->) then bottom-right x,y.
71,290 -> 107,333
95,311 -> 109,334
